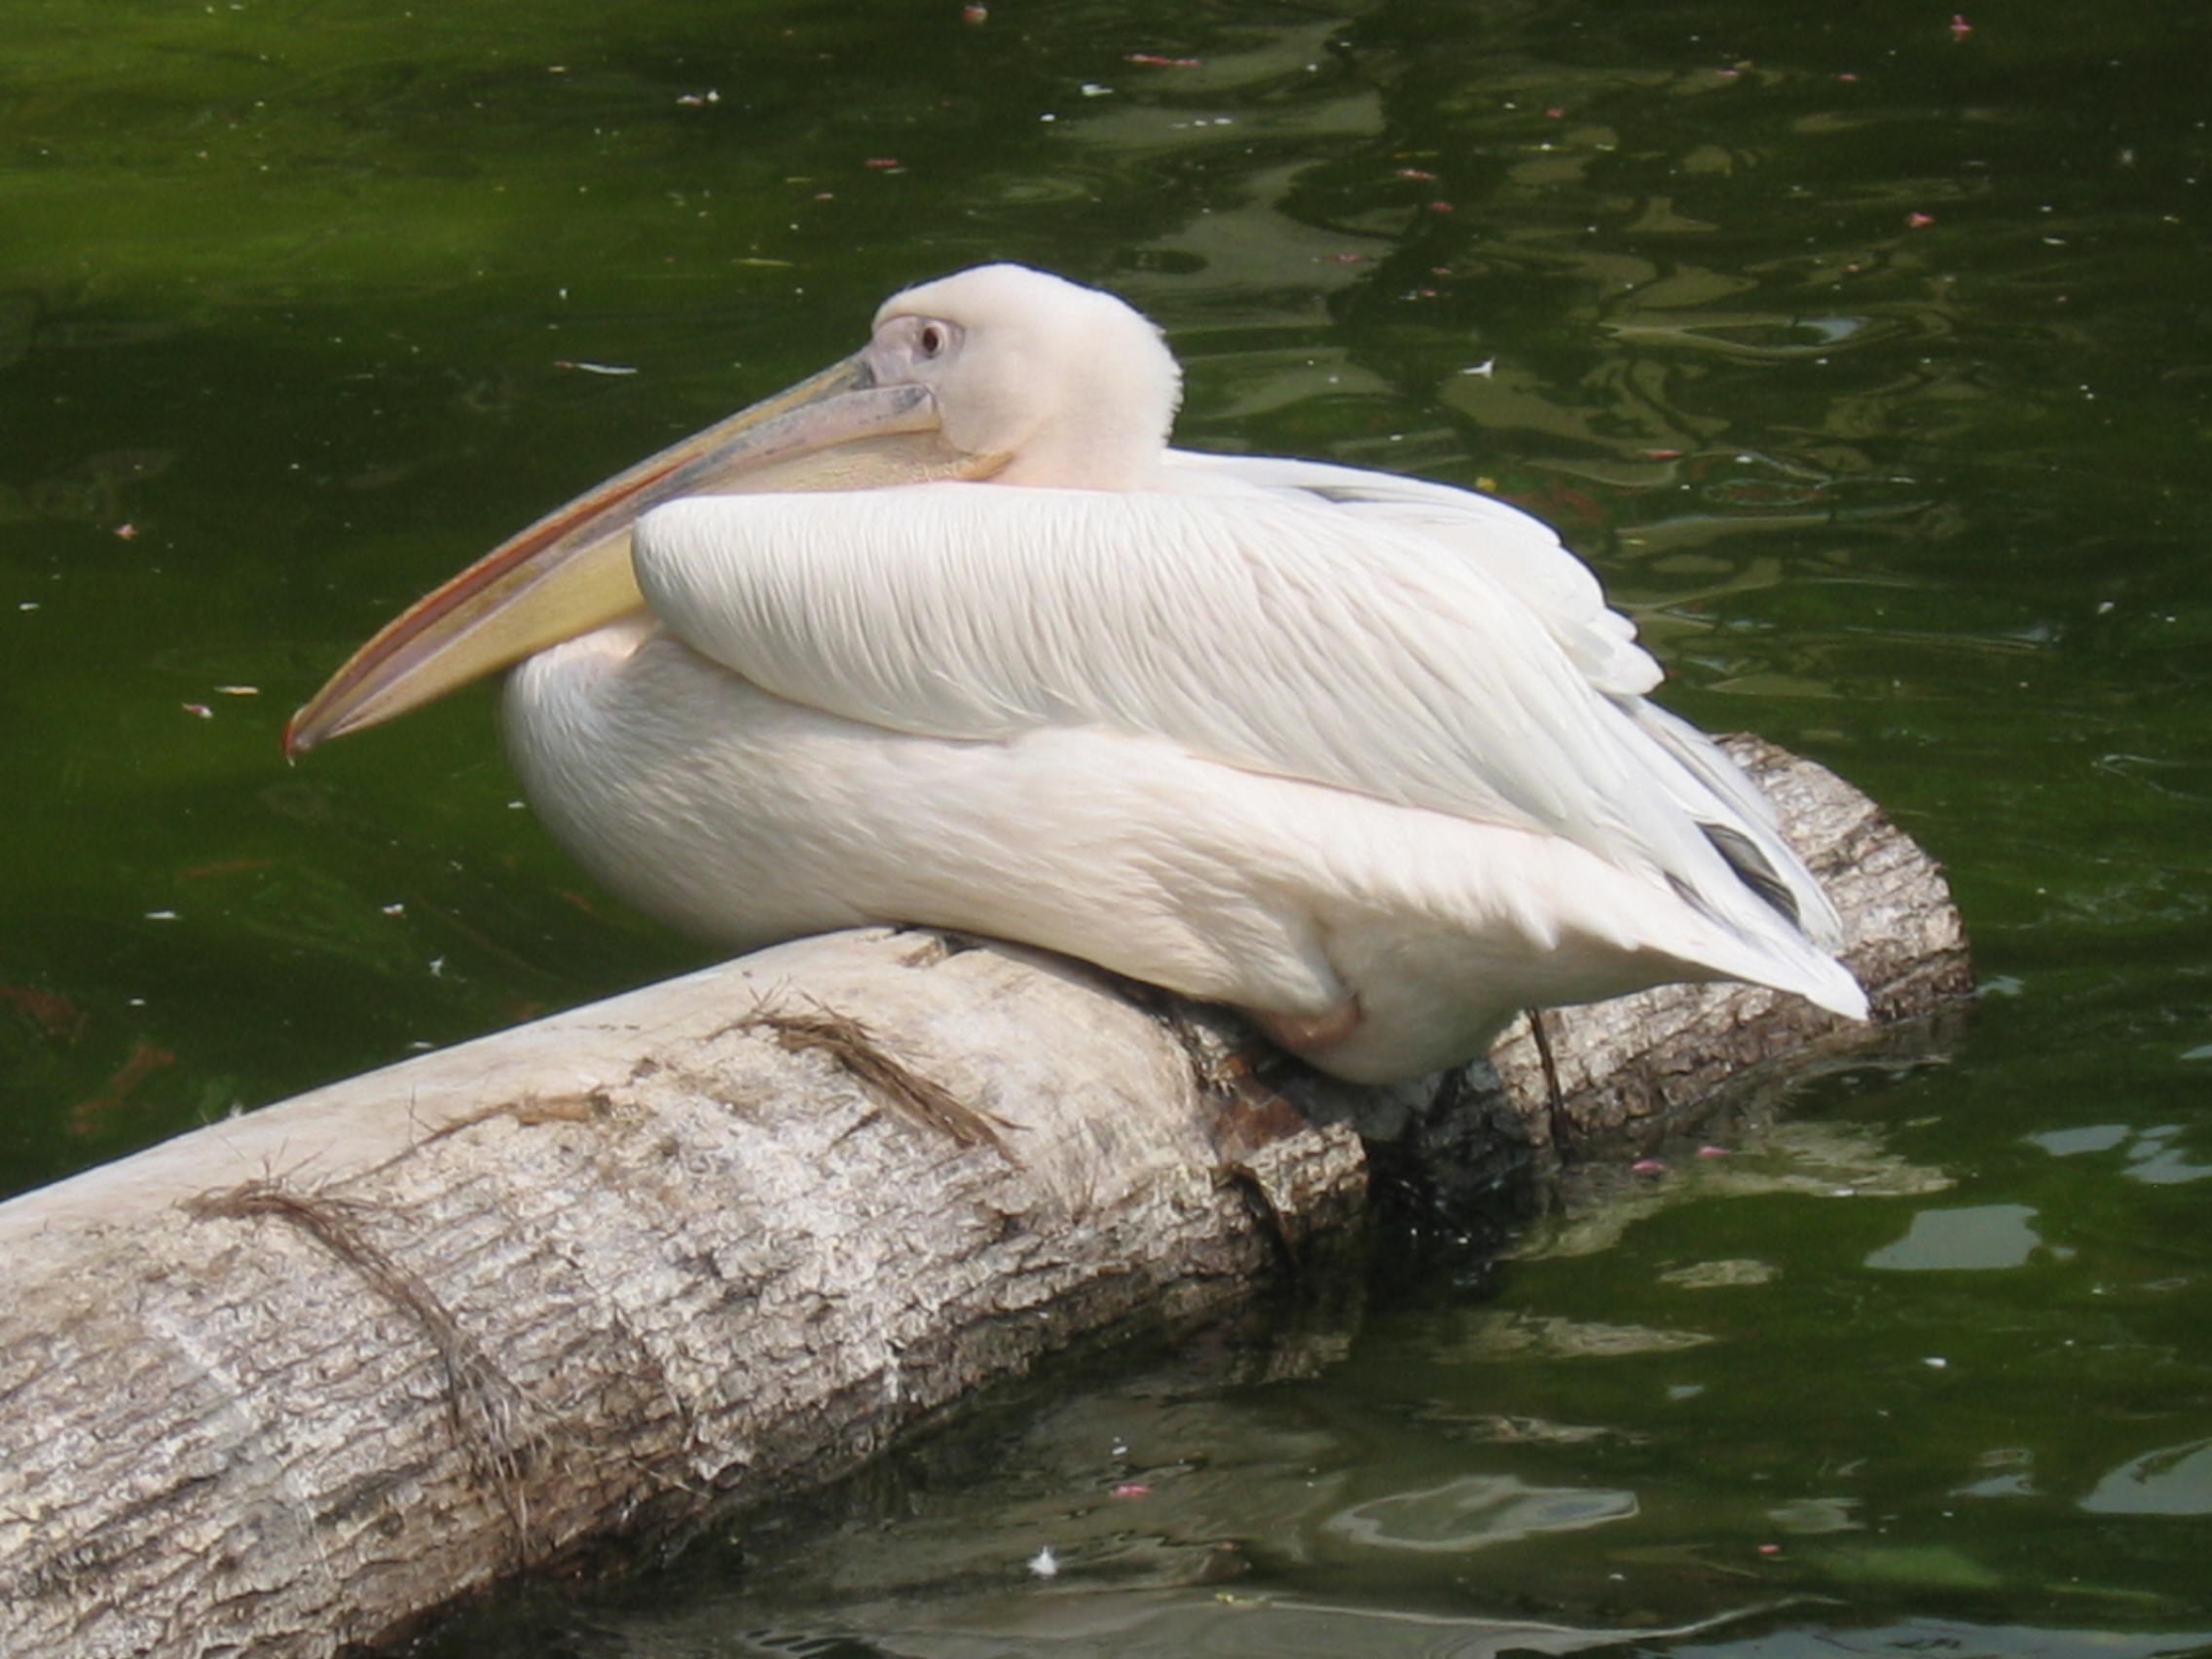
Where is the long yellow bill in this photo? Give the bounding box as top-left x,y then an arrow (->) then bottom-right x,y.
284,351 -> 996,756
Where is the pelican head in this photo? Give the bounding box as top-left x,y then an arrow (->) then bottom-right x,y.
285,264 -> 1179,753
872,265 -> 1181,489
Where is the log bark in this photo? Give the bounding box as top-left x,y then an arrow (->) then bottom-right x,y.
0,741 -> 1970,1659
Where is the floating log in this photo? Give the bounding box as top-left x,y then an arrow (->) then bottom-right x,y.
0,740 -> 1969,1659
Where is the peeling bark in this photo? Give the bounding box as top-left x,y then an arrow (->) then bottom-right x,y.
0,740 -> 1969,1659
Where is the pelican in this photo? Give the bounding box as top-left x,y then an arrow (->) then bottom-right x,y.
288,263 -> 1865,1083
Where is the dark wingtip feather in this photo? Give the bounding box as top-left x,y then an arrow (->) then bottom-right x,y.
1699,820 -> 1804,931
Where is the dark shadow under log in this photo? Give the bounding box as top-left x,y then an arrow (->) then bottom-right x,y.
0,740 -> 1971,1659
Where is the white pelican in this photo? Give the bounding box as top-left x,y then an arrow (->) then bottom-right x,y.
288,263 -> 1866,1083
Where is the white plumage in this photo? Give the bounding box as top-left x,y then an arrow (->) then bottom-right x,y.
293,263 -> 1866,1083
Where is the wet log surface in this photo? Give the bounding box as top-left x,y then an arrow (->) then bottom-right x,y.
0,739 -> 1970,1659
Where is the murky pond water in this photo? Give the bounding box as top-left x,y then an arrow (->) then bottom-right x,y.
6,0 -> 2210,1650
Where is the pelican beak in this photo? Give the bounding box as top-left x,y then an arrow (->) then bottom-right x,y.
284,350 -> 994,755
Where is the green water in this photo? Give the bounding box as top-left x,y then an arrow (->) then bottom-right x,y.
6,0 -> 2210,1650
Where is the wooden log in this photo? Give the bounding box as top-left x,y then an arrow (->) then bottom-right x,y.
0,741 -> 1969,1659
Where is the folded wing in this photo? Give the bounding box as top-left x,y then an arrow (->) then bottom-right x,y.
631,480 -> 1854,1000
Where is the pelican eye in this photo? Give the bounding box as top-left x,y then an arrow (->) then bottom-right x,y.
917,320 -> 950,358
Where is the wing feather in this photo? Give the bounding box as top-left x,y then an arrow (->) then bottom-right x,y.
1159,450 -> 1663,698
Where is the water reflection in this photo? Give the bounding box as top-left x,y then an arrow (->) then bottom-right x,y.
1674,1622 -> 2212,1659
2028,1123 -> 2212,1187
2116,1125 -> 2212,1188
2083,1438 -> 2212,1517
0,447 -> 173,527
1432,1311 -> 1715,1362
1526,1118 -> 1954,1262
1761,1496 -> 1861,1535
1656,1257 -> 1777,1289
1863,1203 -> 2047,1272
1325,1474 -> 1637,1551
570,1589 -> 1795,1659
1607,309 -> 1919,359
